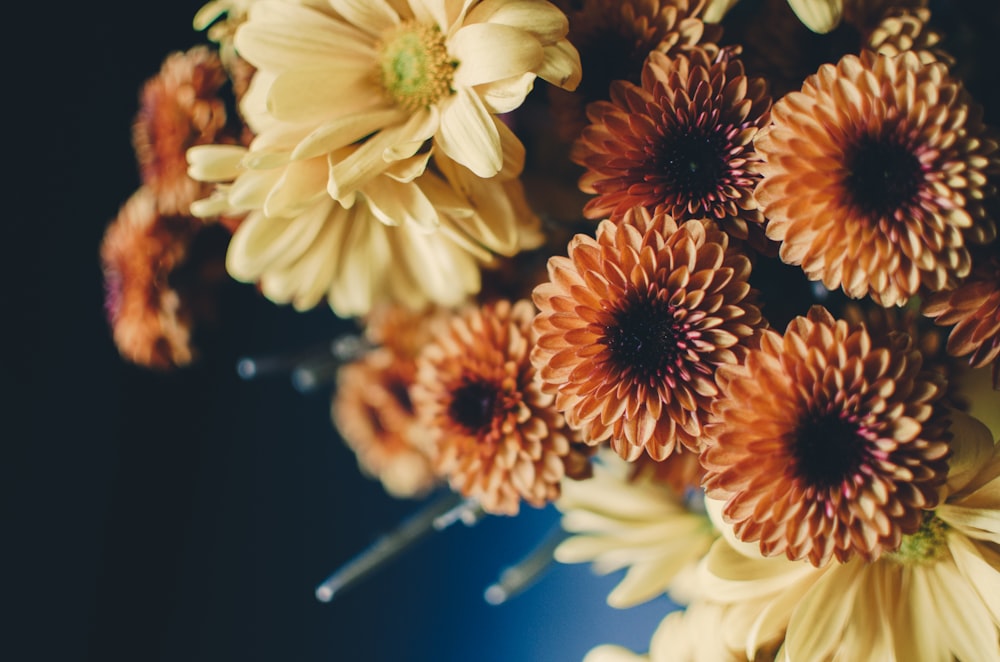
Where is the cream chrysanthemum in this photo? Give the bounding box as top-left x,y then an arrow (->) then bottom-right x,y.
697,410 -> 1000,662
703,306 -> 951,566
554,450 -> 716,609
227,0 -> 580,186
531,207 -> 764,461
411,299 -> 592,515
186,8 -> 548,317
755,51 -> 1000,307
188,133 -> 542,315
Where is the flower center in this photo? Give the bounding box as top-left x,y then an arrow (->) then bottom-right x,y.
844,135 -> 923,218
792,413 -> 869,490
655,127 -> 729,201
376,21 -> 455,112
885,511 -> 950,565
449,379 -> 499,434
603,295 -> 686,383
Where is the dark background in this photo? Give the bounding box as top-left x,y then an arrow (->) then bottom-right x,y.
7,2 -> 672,660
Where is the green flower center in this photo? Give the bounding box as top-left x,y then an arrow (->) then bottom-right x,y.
885,511 -> 950,565
377,21 -> 455,111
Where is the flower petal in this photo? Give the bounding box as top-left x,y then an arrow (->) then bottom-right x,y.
436,88 -> 502,177
451,22 -> 544,87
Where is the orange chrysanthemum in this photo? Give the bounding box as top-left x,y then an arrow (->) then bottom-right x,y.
531,207 -> 764,461
756,51 -> 1000,307
332,347 -> 439,499
100,187 -> 199,370
132,46 -> 235,216
923,244 -> 1000,389
573,46 -> 772,245
549,0 -> 722,141
412,300 -> 591,515
702,306 -> 952,567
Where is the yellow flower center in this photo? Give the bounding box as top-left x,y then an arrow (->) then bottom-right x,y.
885,511 -> 950,565
376,21 -> 455,111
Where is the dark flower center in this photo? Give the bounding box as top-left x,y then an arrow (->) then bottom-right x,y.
604,296 -> 685,382
655,128 -> 729,201
792,413 -> 868,490
449,380 -> 498,433
845,136 -> 923,218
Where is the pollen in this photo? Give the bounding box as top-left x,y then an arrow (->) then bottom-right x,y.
376,21 -> 456,112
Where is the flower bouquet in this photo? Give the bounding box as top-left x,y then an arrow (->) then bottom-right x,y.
100,0 -> 1000,659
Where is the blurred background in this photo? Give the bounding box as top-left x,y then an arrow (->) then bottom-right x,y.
7,1 -> 673,660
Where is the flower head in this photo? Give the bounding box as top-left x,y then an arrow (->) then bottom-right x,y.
756,51 -> 1000,306
573,46 -> 772,245
412,299 -> 592,515
333,346 -> 439,499
229,0 -> 580,186
531,207 -> 764,461
702,306 -> 952,566
100,188 -> 200,370
923,244 -> 1000,389
555,450 -> 716,609
696,410 -> 1000,661
548,0 -> 722,141
133,46 -> 235,216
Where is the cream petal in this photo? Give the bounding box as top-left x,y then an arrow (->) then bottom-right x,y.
476,72 -> 536,114
945,409 -> 997,496
248,120 -> 314,154
465,0 -> 569,43
263,157 -> 330,217
326,0 -> 399,37
433,153 -> 518,248
383,107 -> 439,161
266,67 -> 387,124
534,39 -> 582,91
702,0 -> 741,23
192,0 -> 227,30
786,0 -> 843,34
361,177 -> 440,231
328,111 -> 438,200
925,560 -> 1000,662
409,0 -> 476,32
894,568 -> 951,662
187,145 -> 247,182
189,189 -> 235,219
228,168 -> 282,210
939,503 -> 1000,544
383,152 -> 433,184
235,1 -> 374,72
949,535 -> 1000,625
291,108 -> 410,161
237,71 -> 277,135
699,537 -> 817,602
260,216 -> 341,309
437,88 -> 502,178
329,206 -> 388,316
451,23 -> 544,87
389,224 -> 478,306
226,199 -> 333,279
783,562 -> 862,661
